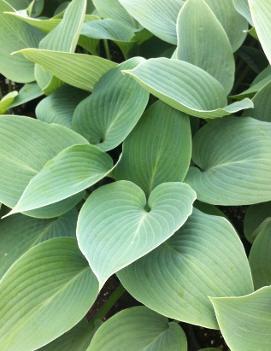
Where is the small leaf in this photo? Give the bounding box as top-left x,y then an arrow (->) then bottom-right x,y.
87,306 -> 187,351
10,83 -> 43,108
123,58 -> 253,119
17,49 -> 116,91
186,117 -> 271,205
77,180 -> 196,288
0,238 -> 98,351
118,209 -> 253,329
211,287 -> 271,351
114,101 -> 191,195
0,91 -> 18,114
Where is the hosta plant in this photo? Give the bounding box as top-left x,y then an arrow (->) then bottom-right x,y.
0,0 -> 271,350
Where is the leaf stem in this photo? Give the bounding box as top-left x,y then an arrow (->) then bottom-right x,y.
104,40 -> 111,61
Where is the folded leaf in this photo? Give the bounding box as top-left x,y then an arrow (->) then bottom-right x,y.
186,117 -> 271,205
177,0 -> 235,93
12,144 -> 114,213
87,306 -> 187,351
77,180 -> 196,288
17,49 -> 116,91
0,238 -> 98,351
211,287 -> 271,351
114,101 -> 191,195
123,58 -> 253,119
118,209 -> 253,329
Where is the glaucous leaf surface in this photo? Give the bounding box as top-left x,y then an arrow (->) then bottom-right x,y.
211,287 -> 271,351
186,117 -> 271,205
123,58 -> 253,119
11,144 -> 114,213
118,209 -> 253,329
0,238 -> 99,351
248,0 -> 271,64
36,85 -> 88,127
249,218 -> 271,288
244,201 -> 271,242
243,81 -> 271,121
176,0 -> 235,93
119,0 -> 184,44
233,0 -> 252,23
114,101 -> 191,195
77,180 -> 196,288
10,83 -> 43,108
87,306 -> 187,351
73,58 -> 149,151
18,49 -> 116,91
205,0 -> 248,51
0,115 -> 87,214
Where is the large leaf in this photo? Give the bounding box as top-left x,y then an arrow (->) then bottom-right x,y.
0,12 -> 43,82
211,287 -> 271,351
0,238 -> 98,351
73,58 -> 149,151
118,209 -> 253,329
77,180 -> 196,288
36,85 -> 88,128
0,210 -> 77,278
119,0 -> 183,44
39,319 -> 94,351
186,117 -> 271,205
11,144 -> 114,213
87,306 -> 187,351
114,101 -> 191,195
233,0 -> 252,23
205,0 -> 248,51
123,58 -> 253,119
248,0 -> 271,65
244,201 -> 271,242
17,49 -> 116,91
36,0 -> 87,93
243,81 -> 271,121
0,115 -> 87,215
249,218 -> 271,288
176,0 -> 235,93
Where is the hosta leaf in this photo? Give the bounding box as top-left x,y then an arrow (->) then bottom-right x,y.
10,83 -> 43,108
118,209 -> 253,329
6,12 -> 61,32
244,201 -> 271,242
176,0 -> 235,93
0,0 -> 14,11
233,0 -> 252,23
0,115 -> 87,215
243,81 -> 271,121
11,144 -> 114,213
248,0 -> 271,65
211,287 -> 271,351
35,0 -> 87,93
36,85 -> 88,127
0,91 -> 18,114
77,180 -> 196,288
81,19 -> 135,42
17,49 -> 116,91
7,0 -> 31,9
205,0 -> 248,51
114,101 -> 191,195
0,210 -> 77,278
0,12 -> 43,82
123,58 -> 253,119
186,117 -> 271,205
0,238 -> 98,351
119,0 -> 183,44
249,218 -> 271,288
87,306 -> 187,351
73,58 -> 149,151
39,319 -> 94,351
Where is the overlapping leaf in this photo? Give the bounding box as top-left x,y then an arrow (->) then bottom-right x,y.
243,81 -> 271,121
244,201 -> 271,242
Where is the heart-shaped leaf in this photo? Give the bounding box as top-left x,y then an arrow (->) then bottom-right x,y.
176,0 -> 235,93
123,58 -> 253,119
87,306 -> 187,351
118,209 -> 253,329
211,287 -> 271,351
73,57 -> 149,151
114,101 -> 191,195
11,144 -> 114,214
0,238 -> 98,351
0,210 -> 77,278
77,180 -> 196,288
186,117 -> 271,205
